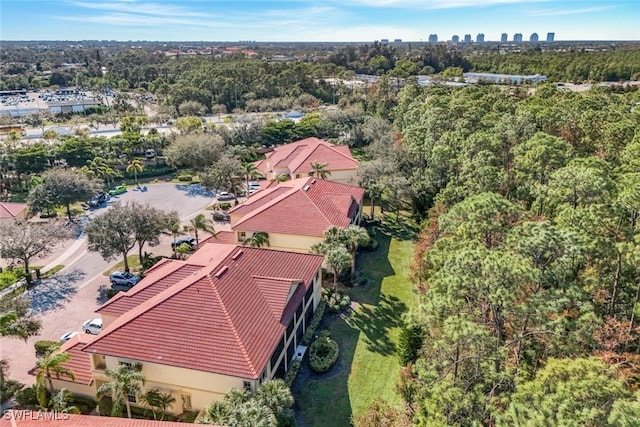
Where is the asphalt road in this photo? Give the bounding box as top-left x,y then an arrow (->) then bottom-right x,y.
0,183 -> 218,385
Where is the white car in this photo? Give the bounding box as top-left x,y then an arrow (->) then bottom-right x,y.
60,331 -> 79,343
82,318 -> 103,335
217,191 -> 236,201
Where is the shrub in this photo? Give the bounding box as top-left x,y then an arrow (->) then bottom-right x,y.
309,331 -> 339,373
302,301 -> 326,346
284,359 -> 302,387
98,396 -> 120,417
34,340 -> 60,357
1,379 -> 24,402
322,289 -> 351,313
360,238 -> 378,252
15,386 -> 39,407
70,394 -> 97,414
177,174 -> 193,182
219,202 -> 232,211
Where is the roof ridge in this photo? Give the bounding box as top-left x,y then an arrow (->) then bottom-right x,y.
301,181 -> 333,225
289,141 -> 351,173
207,271 -> 258,377
233,183 -> 308,229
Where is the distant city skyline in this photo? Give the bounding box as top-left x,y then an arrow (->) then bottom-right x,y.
1,0 -> 638,42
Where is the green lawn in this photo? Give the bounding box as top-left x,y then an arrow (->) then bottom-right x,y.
103,255 -> 142,275
296,219 -> 417,426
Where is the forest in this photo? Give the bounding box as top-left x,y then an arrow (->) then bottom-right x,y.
353,83 -> 640,426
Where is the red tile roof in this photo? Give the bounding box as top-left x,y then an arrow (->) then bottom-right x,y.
0,411 -> 197,427
230,178 -> 364,237
83,244 -> 323,380
256,137 -> 358,176
0,202 -> 27,219
55,333 -> 94,385
201,231 -> 237,245
97,261 -> 205,317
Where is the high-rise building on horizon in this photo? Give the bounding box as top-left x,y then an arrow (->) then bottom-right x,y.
476,33 -> 485,43
501,33 -> 508,42
428,34 -> 438,43
546,32 -> 555,42
464,34 -> 472,43
452,35 -> 459,43
514,33 -> 523,43
530,33 -> 539,42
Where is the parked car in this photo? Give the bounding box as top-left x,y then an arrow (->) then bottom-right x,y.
110,281 -> 137,292
217,191 -> 236,201
60,331 -> 79,343
82,318 -> 103,335
88,192 -> 108,207
171,237 -> 197,249
109,271 -> 141,287
109,185 -> 127,196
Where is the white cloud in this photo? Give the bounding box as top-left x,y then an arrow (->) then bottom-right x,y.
525,5 -> 613,17
345,0 -> 549,9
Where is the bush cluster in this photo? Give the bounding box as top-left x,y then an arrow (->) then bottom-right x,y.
123,165 -> 177,180
309,331 -> 339,373
322,288 -> 351,313
15,386 -> 39,408
176,174 -> 193,182
1,378 -> 24,403
284,359 -> 302,387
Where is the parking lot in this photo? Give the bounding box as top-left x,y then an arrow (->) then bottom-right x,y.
0,183 -> 226,385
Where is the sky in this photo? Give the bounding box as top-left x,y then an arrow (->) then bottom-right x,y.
1,0 -> 638,42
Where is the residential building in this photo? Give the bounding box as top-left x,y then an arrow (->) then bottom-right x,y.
49,333 -> 96,398
254,137 -> 359,185
66,244 -> 324,416
501,33 -> 508,43
530,33 -> 539,43
514,33 -> 523,43
464,34 -> 472,43
428,34 -> 438,43
228,177 -> 365,253
451,35 -> 459,43
476,33 -> 485,43
546,32 -> 555,42
0,202 -> 28,221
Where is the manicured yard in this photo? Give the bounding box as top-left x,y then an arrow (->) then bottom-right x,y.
295,219 -> 417,426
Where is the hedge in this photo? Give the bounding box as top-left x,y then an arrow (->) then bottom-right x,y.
302,301 -> 326,346
309,331 -> 339,373
123,165 -> 177,180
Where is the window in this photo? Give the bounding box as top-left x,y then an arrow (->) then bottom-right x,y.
119,361 -> 134,370
238,231 -> 246,240
304,284 -> 314,307
127,391 -> 137,403
94,355 -> 106,370
295,174 -> 301,178
243,381 -> 252,391
119,361 -> 141,371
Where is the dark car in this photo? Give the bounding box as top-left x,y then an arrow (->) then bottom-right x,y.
88,192 -> 108,208
171,237 -> 197,250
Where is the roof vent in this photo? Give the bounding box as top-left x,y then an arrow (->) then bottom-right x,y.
303,185 -> 310,191
311,179 -> 316,184
232,249 -> 243,260
214,265 -> 229,278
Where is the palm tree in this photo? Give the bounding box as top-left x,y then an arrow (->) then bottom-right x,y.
343,225 -> 371,280
309,161 -> 331,179
126,158 -> 144,185
35,351 -> 76,408
189,213 -> 216,245
96,364 -> 145,419
256,380 -> 294,420
140,389 -> 176,421
242,162 -> 262,192
242,231 -> 270,248
271,174 -> 289,184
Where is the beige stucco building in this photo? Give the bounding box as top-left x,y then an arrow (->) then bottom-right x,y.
49,244 -> 323,416
228,177 -> 365,253
255,137 -> 359,185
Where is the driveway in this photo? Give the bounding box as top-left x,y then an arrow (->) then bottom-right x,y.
0,183 -> 217,385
